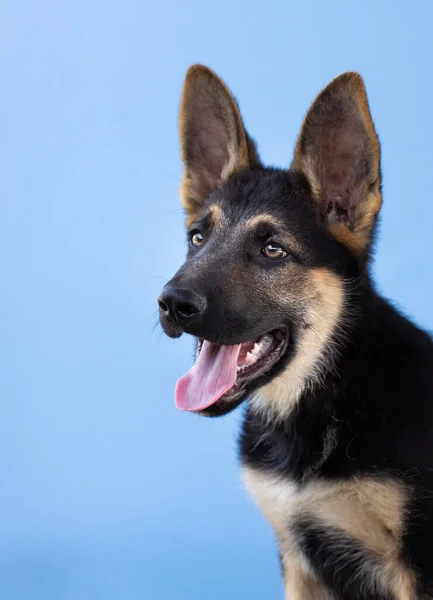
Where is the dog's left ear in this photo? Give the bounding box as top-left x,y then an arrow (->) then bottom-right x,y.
179,64 -> 259,224
292,72 -> 381,255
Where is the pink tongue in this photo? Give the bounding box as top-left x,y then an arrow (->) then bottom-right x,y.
175,341 -> 242,412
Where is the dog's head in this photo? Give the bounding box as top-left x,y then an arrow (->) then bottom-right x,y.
159,66 -> 381,417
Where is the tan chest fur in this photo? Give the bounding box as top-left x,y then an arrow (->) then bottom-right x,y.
243,466 -> 416,600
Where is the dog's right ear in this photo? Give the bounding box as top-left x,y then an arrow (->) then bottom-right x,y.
179,65 -> 259,224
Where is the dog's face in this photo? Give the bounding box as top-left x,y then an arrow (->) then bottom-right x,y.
159,66 -> 381,417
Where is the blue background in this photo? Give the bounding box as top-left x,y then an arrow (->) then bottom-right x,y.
2,1 -> 433,598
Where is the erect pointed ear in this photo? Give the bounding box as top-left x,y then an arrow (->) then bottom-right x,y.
179,64 -> 259,224
292,72 -> 381,255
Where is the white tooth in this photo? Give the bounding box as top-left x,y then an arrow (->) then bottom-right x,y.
251,343 -> 260,355
238,351 -> 258,369
245,351 -> 255,366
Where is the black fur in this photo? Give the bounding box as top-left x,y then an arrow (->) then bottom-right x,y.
291,517 -> 395,599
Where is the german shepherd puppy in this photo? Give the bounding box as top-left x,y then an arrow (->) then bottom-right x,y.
158,65 -> 433,599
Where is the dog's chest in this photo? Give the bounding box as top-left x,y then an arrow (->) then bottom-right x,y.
242,464 -> 406,546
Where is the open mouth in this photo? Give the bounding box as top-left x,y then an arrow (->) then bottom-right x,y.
175,329 -> 289,412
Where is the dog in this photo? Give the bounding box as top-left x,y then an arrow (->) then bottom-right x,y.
158,65 -> 433,599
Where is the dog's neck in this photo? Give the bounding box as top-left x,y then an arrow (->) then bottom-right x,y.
240,286 -> 405,482
249,270 -> 369,423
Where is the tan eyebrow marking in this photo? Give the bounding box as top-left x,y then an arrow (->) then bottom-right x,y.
208,203 -> 222,227
243,214 -> 284,231
185,203 -> 223,229
243,214 -> 304,255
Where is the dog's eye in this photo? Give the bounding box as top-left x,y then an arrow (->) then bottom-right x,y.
261,243 -> 288,259
190,231 -> 204,248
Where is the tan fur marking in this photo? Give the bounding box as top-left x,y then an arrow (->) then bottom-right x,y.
329,190 -> 382,252
244,467 -> 329,598
184,202 -> 223,230
243,467 -> 416,599
208,204 -> 222,227
387,564 -> 417,600
300,154 -> 321,201
308,479 -> 405,553
252,268 -> 344,418
243,214 -> 285,231
243,214 -> 305,256
281,547 -> 331,599
181,179 -> 202,228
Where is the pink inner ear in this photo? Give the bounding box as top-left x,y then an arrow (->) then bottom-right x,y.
318,125 -> 371,227
195,122 -> 231,180
181,70 -> 246,195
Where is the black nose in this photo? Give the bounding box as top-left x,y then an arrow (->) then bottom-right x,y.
158,286 -> 206,325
